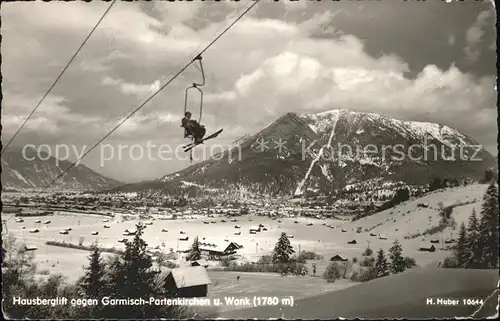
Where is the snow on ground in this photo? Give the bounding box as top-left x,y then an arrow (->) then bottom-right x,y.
205,271 -> 353,312
11,169 -> 34,187
301,109 -> 474,149
295,113 -> 340,196
2,184 -> 489,284
320,164 -> 332,182
358,158 -> 380,167
221,267 -> 499,318
329,183 -> 489,266
181,181 -> 204,188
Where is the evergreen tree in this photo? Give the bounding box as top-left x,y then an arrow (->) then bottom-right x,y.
187,237 -> 201,262
388,240 -> 406,274
108,224 -> 161,318
374,249 -> 389,278
362,247 -> 374,257
478,183 -> 499,268
429,177 -> 442,191
454,222 -> 470,268
465,208 -> 482,268
359,254 -> 376,282
439,206 -> 453,221
482,170 -> 493,183
272,232 -> 295,263
80,244 -> 107,298
392,188 -> 410,205
404,256 -> 417,268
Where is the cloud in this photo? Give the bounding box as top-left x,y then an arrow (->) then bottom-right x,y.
447,35 -> 455,46
465,10 -> 492,45
283,0 -> 309,12
200,30 -> 411,125
299,9 -> 349,37
464,10 -> 493,62
79,50 -> 129,72
102,76 -> 161,97
224,54 -> 495,139
1,93 -> 102,138
1,2 -> 497,182
204,91 -> 237,103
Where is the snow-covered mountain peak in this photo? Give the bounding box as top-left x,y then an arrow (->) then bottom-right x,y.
300,109 -> 346,134
299,109 -> 476,147
1,148 -> 120,190
115,108 -> 494,198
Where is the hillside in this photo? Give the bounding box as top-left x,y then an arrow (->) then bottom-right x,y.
283,184 -> 492,268
1,148 -> 121,190
349,183 -> 489,237
113,109 -> 495,197
219,267 -> 498,318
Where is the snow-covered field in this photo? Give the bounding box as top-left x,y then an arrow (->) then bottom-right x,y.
322,183 -> 489,266
205,271 -> 354,313
2,184 -> 490,283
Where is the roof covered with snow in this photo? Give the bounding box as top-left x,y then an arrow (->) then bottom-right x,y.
199,239 -> 240,253
167,266 -> 212,288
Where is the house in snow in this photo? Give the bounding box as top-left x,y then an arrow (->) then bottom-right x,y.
163,266 -> 211,297
249,226 -> 261,233
190,259 -> 209,268
418,245 -> 436,252
330,254 -> 348,262
199,240 -> 240,259
24,245 -> 38,251
2,206 -> 22,214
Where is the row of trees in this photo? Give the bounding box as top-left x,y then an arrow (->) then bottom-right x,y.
481,170 -> 495,184
188,232 -> 307,273
219,232 -> 308,275
323,240 -> 417,283
2,225 -> 192,319
377,187 -> 411,212
444,182 -> 498,269
349,187 -> 413,221
429,177 -> 462,191
358,171 -> 496,220
429,170 -> 496,192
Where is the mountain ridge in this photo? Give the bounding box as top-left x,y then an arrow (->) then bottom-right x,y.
111,109 -> 496,197
1,147 -> 121,190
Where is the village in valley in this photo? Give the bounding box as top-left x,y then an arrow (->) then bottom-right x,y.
1,0 -> 498,319
2,170 -> 499,318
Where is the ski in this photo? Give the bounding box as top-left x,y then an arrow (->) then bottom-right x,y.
183,129 -> 223,152
182,142 -> 194,149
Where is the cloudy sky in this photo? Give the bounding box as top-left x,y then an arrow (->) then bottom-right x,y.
1,0 -> 497,183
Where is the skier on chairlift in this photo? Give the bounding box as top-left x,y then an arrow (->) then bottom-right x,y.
181,111 -> 206,144
180,55 -> 223,155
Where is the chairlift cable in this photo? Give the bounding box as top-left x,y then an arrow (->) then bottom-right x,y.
1,0 -> 118,156
184,56 -> 206,124
33,0 -> 261,197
